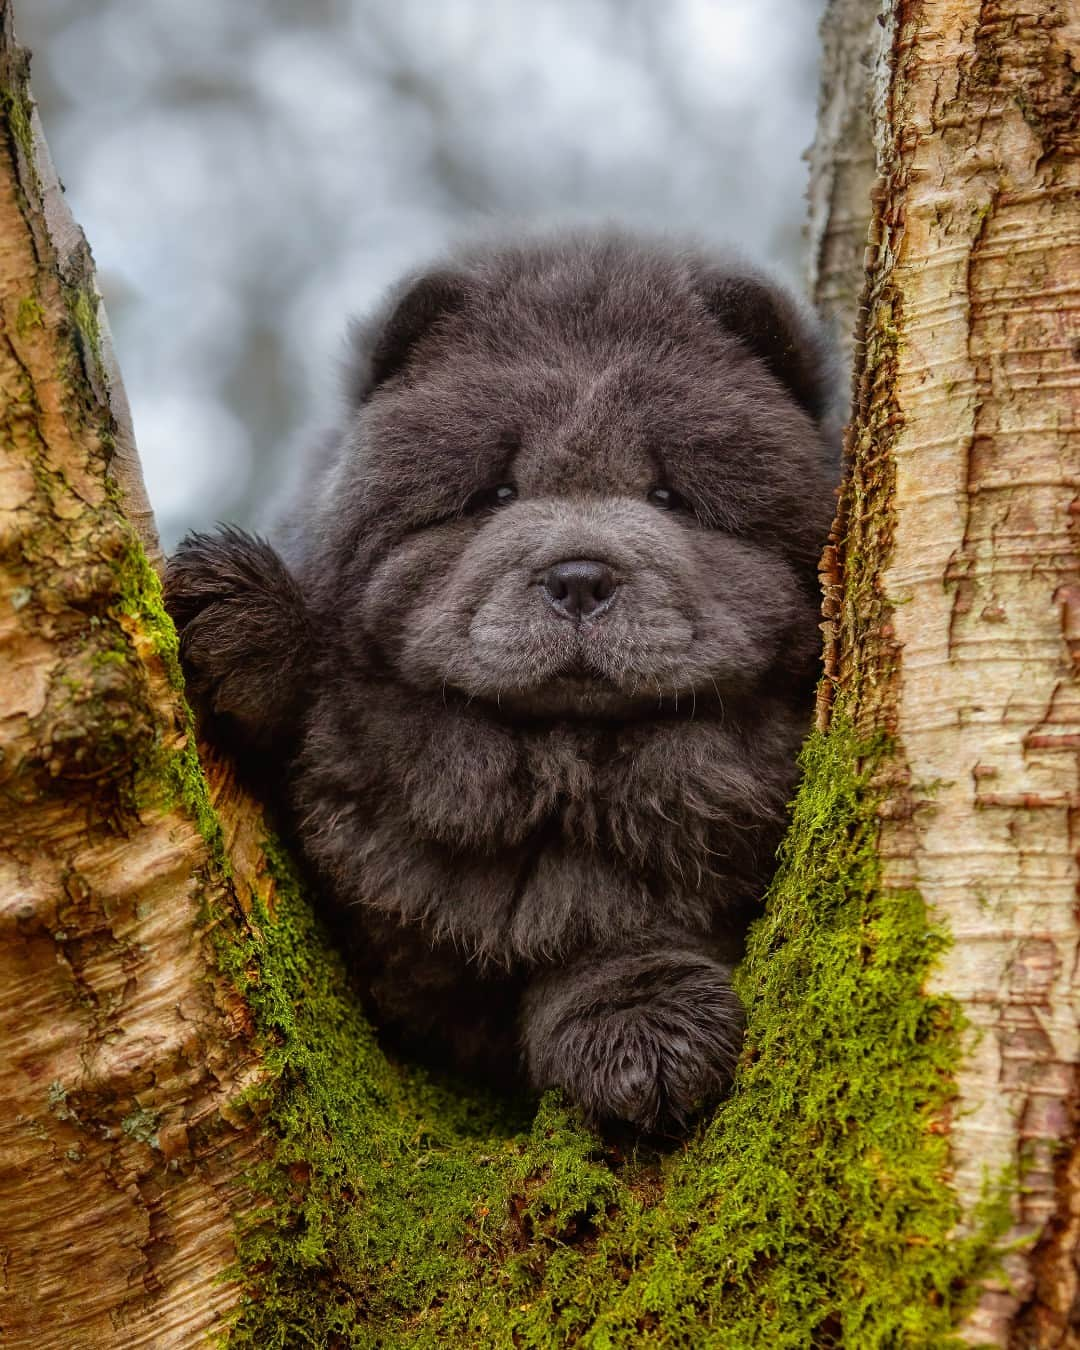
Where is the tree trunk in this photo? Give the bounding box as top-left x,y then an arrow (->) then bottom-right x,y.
817,1 -> 1080,1342
0,6 -> 276,1342
807,0 -> 889,370
1,2 -> 1076,1347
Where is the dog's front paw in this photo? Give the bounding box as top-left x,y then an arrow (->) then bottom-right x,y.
165,527 -> 309,751
523,950 -> 744,1134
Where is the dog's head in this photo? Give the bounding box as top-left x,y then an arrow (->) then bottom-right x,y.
302,235 -> 838,722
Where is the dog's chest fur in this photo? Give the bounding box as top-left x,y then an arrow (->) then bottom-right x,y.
293,684 -> 802,967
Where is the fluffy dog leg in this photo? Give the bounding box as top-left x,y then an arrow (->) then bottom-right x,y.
165,527 -> 310,757
521,945 -> 745,1133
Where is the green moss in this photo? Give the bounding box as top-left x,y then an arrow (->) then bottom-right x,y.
206,717 -> 1006,1349
1,83 -> 34,172
110,534 -> 228,865
114,535 -> 183,686
121,1105 -> 161,1147
68,284 -> 103,369
16,295 -> 44,335
1,35 -> 41,209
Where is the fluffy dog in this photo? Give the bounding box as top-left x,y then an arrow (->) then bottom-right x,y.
166,233 -> 838,1132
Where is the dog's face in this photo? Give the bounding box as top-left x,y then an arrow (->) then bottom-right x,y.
307,238 -> 836,724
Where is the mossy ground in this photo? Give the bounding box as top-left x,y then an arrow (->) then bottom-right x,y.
200,716 -> 1005,1349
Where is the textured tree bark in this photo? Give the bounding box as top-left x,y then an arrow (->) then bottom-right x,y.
2,0 -> 1077,1346
806,0 -> 890,370
0,5 -> 274,1343
818,0 -> 1080,1342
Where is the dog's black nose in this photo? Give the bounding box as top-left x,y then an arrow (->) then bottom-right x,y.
542,560 -> 617,621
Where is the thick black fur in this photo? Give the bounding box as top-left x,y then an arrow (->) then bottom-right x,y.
166,232 -> 839,1133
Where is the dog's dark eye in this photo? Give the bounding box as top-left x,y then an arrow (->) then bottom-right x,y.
465,483 -> 518,514
648,486 -> 689,511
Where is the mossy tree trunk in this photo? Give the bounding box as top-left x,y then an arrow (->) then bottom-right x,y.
1,2 -> 1076,1348
815,1 -> 1080,1341
0,5 -> 278,1344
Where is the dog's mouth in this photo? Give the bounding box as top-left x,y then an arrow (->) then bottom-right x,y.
434,618 -> 722,721
476,667 -> 715,722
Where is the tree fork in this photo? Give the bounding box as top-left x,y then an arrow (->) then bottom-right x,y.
1,1 -> 1077,1346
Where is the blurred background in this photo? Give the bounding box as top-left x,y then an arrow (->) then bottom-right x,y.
20,0 -> 826,550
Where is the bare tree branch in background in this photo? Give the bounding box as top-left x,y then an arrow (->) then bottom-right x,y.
806,0 -> 887,372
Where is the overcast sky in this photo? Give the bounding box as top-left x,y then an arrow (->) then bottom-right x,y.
20,0 -> 825,549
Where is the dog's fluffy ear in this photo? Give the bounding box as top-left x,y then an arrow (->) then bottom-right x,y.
343,270 -> 471,408
698,267 -> 838,426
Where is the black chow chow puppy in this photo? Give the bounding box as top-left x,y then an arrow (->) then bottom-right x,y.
166,233 -> 838,1133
